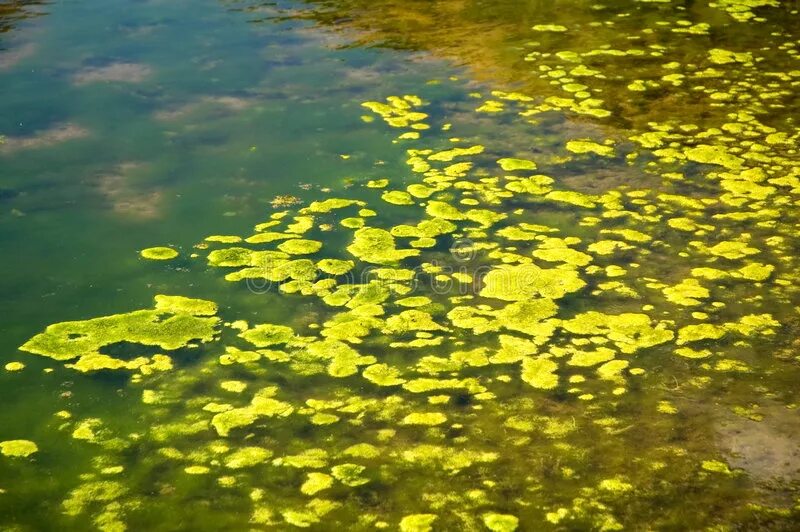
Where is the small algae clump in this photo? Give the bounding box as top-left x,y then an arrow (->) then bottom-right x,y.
4,361 -> 24,372
684,145 -> 743,170
331,463 -> 369,486
212,388 -> 294,436
382,190 -> 415,205
224,447 -> 272,469
400,412 -> 447,426
362,363 -> 406,386
62,480 -> 127,518
497,158 -> 536,171
303,198 -> 364,213
347,227 -> 420,264
566,140 -> 614,157
400,514 -> 437,532
677,323 -> 726,345
521,357 -> 559,389
301,472 -> 334,495
20,295 -> 220,363
277,239 -> 323,255
663,279 -> 709,306
479,264 -> 585,301
0,440 -> 38,458
532,24 -> 567,32
483,513 -> 519,532
560,312 -> 673,353
140,246 -> 178,260
239,324 -> 295,347
385,310 -> 446,334
703,241 -> 759,260
317,259 -> 354,275
701,460 -> 733,474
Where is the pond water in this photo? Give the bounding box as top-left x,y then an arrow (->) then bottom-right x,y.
1,0 -> 800,529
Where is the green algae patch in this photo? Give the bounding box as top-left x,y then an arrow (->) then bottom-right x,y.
382,190 -> 415,205
663,279 -> 710,306
343,443 -> 380,459
20,296 -> 220,362
224,447 -> 272,469
675,347 -> 713,359
362,363 -> 406,386
396,296 -> 432,308
301,472 -> 334,495
566,140 -> 614,157
428,144 -> 484,162
497,158 -> 537,171
532,24 -> 567,32
306,339 -> 376,377
480,264 -> 585,301
212,390 -> 294,437
0,440 -> 38,458
277,239 -> 323,255
684,145 -> 743,170
155,294 -> 217,316
317,259 -> 354,275
239,324 -> 294,347
4,361 -> 24,372
561,312 -> 674,353
567,347 -> 616,367
366,178 -> 389,189
304,198 -> 364,213
140,246 -> 179,260
677,323 -> 727,345
521,357 -> 559,389
483,513 -> 519,532
385,310 -> 446,334
400,412 -> 447,426
702,241 -> 759,260
701,460 -> 733,474
425,201 -> 465,221
400,514 -> 437,532
347,227 -> 420,264
544,190 -> 597,208
331,463 -> 369,486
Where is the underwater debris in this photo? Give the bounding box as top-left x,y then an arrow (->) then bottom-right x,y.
271,195 -> 302,208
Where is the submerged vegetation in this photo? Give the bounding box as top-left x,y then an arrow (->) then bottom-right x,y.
2,0 -> 800,529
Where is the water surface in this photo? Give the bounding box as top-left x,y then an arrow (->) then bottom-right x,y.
1,0 -> 800,529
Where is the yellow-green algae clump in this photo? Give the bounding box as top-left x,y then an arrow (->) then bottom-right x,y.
347,227 -> 420,264
19,295 -> 220,363
479,264 -> 585,301
0,440 -> 38,458
140,247 -> 179,260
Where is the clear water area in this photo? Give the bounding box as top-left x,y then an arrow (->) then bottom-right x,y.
1,0 -> 799,530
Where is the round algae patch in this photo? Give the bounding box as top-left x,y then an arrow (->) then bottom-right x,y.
1,440 -> 38,458
4,362 -> 24,372
140,247 -> 179,260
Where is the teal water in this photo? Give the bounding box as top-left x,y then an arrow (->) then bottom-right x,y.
2,0 -> 800,529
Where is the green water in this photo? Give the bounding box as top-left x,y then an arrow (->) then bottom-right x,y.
2,0 -> 800,529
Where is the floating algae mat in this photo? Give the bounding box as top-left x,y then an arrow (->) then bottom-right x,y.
2,0 -> 800,530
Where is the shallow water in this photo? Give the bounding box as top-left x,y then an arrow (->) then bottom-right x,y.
1,0 -> 800,530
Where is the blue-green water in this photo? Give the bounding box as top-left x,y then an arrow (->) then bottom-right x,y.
2,0 -> 800,529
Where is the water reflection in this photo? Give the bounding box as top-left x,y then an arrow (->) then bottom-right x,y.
0,0 -> 49,36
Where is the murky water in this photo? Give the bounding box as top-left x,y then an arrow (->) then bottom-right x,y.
2,0 -> 800,529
